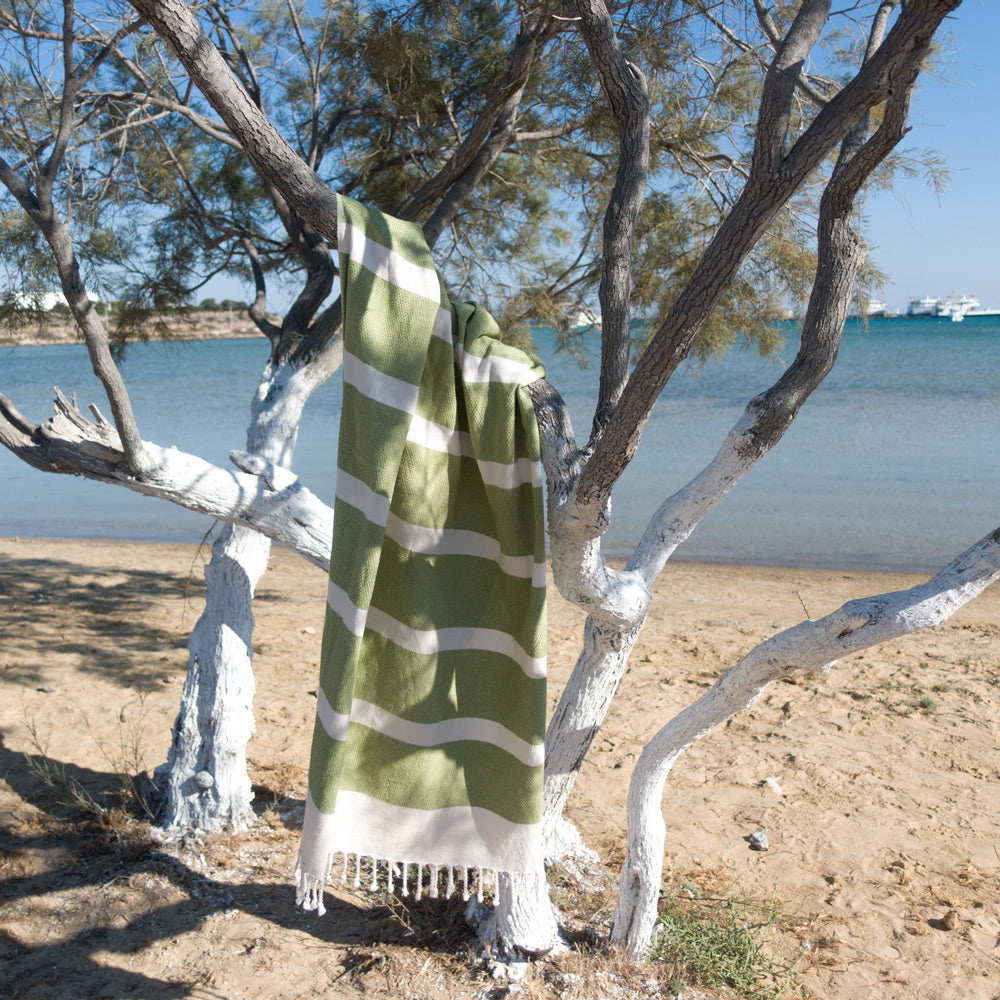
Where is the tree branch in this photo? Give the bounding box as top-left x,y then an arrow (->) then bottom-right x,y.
128,0 -> 340,247
611,524 -> 1000,956
570,0 -> 650,444
0,389 -> 332,567
396,10 -> 556,228
567,0 -> 957,538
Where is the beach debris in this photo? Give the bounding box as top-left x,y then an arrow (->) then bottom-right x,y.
38,682 -> 57,693
747,829 -> 769,851
764,775 -> 783,795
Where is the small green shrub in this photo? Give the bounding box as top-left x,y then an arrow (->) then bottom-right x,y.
649,883 -> 802,999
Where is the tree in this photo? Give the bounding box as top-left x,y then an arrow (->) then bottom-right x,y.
1,0 -> 987,966
0,0 -> 573,831
0,0 -> 817,835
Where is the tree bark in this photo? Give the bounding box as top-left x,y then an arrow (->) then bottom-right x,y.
0,389 -> 334,566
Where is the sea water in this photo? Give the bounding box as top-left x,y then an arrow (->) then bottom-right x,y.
1,316 -> 997,572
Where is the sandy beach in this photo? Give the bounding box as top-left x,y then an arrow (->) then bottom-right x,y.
1,537 -> 998,999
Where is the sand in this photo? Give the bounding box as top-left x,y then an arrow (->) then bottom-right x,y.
1,537 -> 998,999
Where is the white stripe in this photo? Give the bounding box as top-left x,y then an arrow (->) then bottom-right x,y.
366,605 -> 545,679
337,219 -> 441,304
349,698 -> 543,767
432,306 -> 452,343
316,687 -> 350,742
405,415 -> 542,489
456,343 -> 538,386
477,456 -> 543,490
335,469 -> 391,527
406,413 -> 469,457
326,580 -> 368,637
344,350 -> 420,413
299,789 -> 542,877
385,512 -> 546,587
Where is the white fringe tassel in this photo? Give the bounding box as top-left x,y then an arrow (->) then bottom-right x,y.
295,850 -> 504,914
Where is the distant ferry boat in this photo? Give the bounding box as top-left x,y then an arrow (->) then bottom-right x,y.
937,295 -> 979,321
848,298 -> 888,318
906,295 -> 1000,322
906,295 -> 939,317
570,307 -> 601,330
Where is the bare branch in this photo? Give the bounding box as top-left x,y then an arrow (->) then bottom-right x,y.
0,390 -> 332,566
570,0 -> 650,443
241,236 -> 281,342
612,524 -> 1000,955
128,0 -> 340,247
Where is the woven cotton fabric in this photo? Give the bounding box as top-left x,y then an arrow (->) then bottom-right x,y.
295,195 -> 547,913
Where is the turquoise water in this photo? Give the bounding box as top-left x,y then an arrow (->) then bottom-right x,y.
1,316 -> 998,571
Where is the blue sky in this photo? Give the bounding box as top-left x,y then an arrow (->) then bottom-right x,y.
863,1 -> 999,311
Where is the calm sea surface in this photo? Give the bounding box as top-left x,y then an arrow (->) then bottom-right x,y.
2,316 -> 998,572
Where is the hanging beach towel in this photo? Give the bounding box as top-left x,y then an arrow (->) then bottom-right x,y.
295,195 -> 547,914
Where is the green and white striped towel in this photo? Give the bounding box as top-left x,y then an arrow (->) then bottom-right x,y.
295,195 -> 547,913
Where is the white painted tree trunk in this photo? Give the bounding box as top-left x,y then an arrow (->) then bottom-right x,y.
493,870 -> 563,956
161,358 -> 332,830
611,529 -> 1000,956
163,521 -> 270,830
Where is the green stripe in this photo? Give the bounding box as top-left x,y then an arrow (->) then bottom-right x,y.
338,383 -> 415,497
340,725 -> 543,825
308,717 -> 348,814
411,335 -> 459,426
351,633 -> 546,745
368,535 -> 546,654
341,260 -> 442,378
390,447 -> 542,556
317,613 -> 363,716
328,500 -> 384,601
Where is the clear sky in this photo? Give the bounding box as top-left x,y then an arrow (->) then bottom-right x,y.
863,0 -> 999,311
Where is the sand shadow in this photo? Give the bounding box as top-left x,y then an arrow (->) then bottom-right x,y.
0,553 -> 198,692
0,734 -> 461,999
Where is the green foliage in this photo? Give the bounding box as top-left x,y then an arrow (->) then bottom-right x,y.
649,882 -> 803,999
0,0 -> 945,364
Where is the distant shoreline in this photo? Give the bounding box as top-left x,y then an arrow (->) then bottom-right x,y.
1,309 -> 270,348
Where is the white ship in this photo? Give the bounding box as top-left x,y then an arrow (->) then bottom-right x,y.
569,307 -> 601,330
905,294 -> 1000,321
936,294 -> 979,320
906,295 -> 939,317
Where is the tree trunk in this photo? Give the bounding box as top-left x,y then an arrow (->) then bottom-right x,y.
493,870 -> 562,957
161,357 -> 328,830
